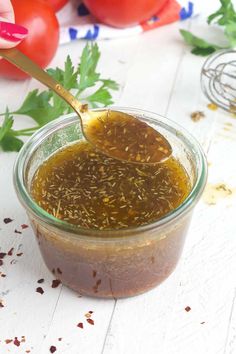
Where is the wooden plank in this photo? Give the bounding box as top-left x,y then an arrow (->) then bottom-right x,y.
101,21 -> 199,354
0,33 -> 141,353
225,289 -> 236,354
1,1 -> 235,353
164,112 -> 236,354
101,6 -> 234,354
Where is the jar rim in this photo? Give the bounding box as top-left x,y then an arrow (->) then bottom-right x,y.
13,107 -> 208,239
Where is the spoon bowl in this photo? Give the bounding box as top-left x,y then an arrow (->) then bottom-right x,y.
0,48 -> 172,164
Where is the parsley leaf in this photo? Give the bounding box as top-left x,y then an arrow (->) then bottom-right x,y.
224,21 -> 236,46
207,0 -> 236,25
78,42 -> 100,91
0,108 -> 13,141
0,135 -> 24,152
0,109 -> 24,152
100,79 -> 119,91
180,0 -> 236,56
85,87 -> 115,108
0,42 -> 119,153
180,29 -> 222,56
47,55 -> 78,90
14,43 -> 118,124
15,90 -> 56,125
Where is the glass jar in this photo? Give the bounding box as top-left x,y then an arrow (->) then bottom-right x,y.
14,107 -> 207,298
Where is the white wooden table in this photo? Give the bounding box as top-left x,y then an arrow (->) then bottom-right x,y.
1,1 -> 236,353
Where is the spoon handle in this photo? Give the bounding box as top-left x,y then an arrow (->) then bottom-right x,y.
0,48 -> 83,119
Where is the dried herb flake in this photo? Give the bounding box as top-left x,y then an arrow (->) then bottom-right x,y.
3,218 -> 13,224
14,229 -> 22,234
37,278 -> 44,284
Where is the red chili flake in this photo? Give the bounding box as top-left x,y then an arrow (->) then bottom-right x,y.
3,218 -> 13,224
50,345 -> 57,353
77,322 -> 83,329
17,253 -> 23,257
37,278 -> 44,284
8,248 -> 14,256
0,302 -> 4,308
21,224 -> 29,229
14,337 -> 21,347
0,253 -> 6,259
36,287 -> 44,295
26,351 -> 31,353
58,338 -> 62,341
5,339 -> 13,344
89,311 -> 93,314
86,318 -> 94,325
1,273 -> 6,277
52,279 -> 61,288
57,268 -> 62,274
185,306 -> 191,312
14,229 -> 22,234
0,260 -> 3,266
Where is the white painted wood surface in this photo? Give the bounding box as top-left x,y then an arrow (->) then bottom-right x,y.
1,1 -> 236,353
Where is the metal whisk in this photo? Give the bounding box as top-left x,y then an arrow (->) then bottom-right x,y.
201,49 -> 236,113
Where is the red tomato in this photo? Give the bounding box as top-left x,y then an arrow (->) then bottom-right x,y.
0,0 -> 59,80
45,0 -> 68,12
83,0 -> 168,28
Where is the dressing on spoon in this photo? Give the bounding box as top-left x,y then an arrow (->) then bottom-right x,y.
0,48 -> 172,164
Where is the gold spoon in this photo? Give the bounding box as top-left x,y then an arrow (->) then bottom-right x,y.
0,48 -> 172,164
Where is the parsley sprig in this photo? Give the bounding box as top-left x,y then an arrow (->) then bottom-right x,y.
180,0 -> 236,56
0,43 -> 119,152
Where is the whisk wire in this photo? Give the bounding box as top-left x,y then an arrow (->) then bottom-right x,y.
201,50 -> 236,113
